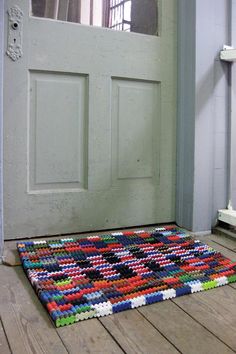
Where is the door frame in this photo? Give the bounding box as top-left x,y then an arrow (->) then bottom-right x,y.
0,0 -> 4,260
176,0 -> 232,232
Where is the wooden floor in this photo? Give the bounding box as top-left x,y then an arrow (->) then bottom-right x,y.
1,233 -> 236,354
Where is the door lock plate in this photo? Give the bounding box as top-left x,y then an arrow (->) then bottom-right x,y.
6,5 -> 23,61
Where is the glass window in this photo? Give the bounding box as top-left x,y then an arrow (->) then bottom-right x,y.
31,0 -> 158,36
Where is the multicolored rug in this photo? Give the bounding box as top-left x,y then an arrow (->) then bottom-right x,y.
17,226 -> 236,327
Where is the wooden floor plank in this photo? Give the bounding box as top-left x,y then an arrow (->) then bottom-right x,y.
2,246 -> 21,266
99,308 -> 180,354
230,282 -> 236,289
173,285 -> 236,352
138,300 -> 234,354
208,234 -> 236,252
0,265 -> 68,354
0,318 -> 11,354
196,237 -> 236,261
57,318 -> 124,354
214,227 -> 236,243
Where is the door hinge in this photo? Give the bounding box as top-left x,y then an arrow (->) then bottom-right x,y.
6,5 -> 24,61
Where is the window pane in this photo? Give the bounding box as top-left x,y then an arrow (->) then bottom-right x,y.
31,0 -> 158,36
124,1 -> 131,22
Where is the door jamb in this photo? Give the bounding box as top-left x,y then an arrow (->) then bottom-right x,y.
0,1 -> 4,262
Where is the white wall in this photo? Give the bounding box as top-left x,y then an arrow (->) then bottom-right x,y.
193,0 -> 230,230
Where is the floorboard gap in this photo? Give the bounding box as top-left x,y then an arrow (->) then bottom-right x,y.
97,318 -> 126,354
137,308 -> 183,354
229,284 -> 236,290
55,330 -> 74,354
171,299 -> 236,353
209,239 -> 236,253
0,316 -> 12,354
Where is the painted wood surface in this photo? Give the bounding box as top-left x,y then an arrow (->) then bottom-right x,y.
208,234 -> 236,252
99,309 -> 180,354
57,319 -> 124,354
173,286 -> 236,352
0,266 -> 68,354
138,300 -> 234,354
0,318 -> 11,354
4,0 -> 177,239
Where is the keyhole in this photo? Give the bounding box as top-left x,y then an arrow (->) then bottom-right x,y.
12,22 -> 18,30
13,38 -> 16,43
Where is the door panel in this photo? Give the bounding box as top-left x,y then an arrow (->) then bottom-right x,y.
111,79 -> 160,181
29,71 -> 88,191
4,0 -> 177,239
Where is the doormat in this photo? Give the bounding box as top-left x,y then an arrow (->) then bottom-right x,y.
17,226 -> 236,327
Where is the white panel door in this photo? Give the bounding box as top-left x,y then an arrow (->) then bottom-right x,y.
4,0 -> 177,239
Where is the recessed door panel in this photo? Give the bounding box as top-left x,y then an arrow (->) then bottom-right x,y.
111,79 -> 160,182
29,72 -> 88,191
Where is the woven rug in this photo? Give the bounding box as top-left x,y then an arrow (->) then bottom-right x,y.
17,226 -> 236,327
